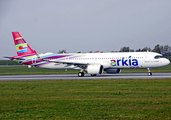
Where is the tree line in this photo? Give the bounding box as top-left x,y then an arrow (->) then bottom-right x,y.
58,44 -> 171,56
58,44 -> 171,61
119,44 -> 171,56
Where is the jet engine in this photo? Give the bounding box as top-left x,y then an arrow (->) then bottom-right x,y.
105,68 -> 121,74
86,64 -> 103,74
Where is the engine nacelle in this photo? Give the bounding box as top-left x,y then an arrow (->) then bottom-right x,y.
105,68 -> 121,74
87,64 -> 103,74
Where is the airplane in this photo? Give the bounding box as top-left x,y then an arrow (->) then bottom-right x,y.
5,32 -> 170,77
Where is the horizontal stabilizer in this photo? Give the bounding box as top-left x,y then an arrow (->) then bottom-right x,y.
4,56 -> 25,60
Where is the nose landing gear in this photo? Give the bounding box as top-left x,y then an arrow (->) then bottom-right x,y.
147,68 -> 152,76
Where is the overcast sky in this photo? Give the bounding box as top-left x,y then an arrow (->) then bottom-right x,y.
0,0 -> 171,59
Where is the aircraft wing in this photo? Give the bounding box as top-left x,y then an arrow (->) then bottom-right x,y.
41,58 -> 88,65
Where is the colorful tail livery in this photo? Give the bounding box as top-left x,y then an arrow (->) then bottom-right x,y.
5,32 -> 170,77
12,32 -> 36,56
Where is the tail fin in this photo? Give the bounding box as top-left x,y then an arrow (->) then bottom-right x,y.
12,32 -> 36,56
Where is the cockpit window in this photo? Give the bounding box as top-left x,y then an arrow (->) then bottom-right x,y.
154,55 -> 164,59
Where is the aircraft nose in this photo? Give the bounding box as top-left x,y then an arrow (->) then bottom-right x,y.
165,58 -> 170,65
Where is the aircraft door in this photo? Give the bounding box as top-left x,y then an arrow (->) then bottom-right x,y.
145,53 -> 150,63
32,55 -> 37,64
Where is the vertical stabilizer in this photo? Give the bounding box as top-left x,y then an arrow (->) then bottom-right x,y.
12,32 -> 36,56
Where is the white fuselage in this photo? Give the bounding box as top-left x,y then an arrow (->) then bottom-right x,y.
39,52 -> 170,70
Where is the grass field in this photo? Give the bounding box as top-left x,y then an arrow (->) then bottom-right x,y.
0,63 -> 171,75
0,79 -> 171,119
0,66 -> 80,75
0,63 -> 170,119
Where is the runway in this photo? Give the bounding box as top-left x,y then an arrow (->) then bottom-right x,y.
0,73 -> 171,81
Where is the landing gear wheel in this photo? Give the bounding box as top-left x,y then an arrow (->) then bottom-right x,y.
91,74 -> 97,77
78,72 -> 84,77
148,72 -> 152,76
147,68 -> 152,76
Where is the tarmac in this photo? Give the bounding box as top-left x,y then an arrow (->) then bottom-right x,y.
0,73 -> 171,81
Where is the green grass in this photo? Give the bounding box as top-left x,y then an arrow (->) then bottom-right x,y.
0,66 -> 80,75
0,79 -> 171,119
0,63 -> 171,75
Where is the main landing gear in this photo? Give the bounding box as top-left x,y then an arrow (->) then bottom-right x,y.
78,72 -> 97,77
147,68 -> 152,76
78,72 -> 84,77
